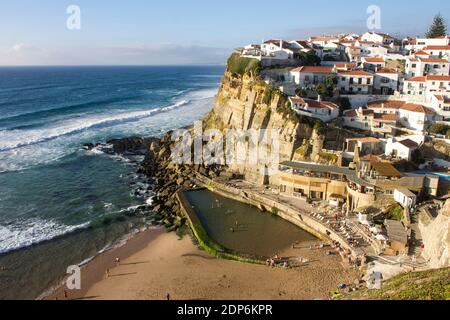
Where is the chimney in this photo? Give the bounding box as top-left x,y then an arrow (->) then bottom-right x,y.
280,39 -> 283,49
317,95 -> 322,102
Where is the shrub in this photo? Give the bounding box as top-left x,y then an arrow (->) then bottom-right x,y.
388,204 -> 404,221
428,123 -> 450,136
227,53 -> 261,77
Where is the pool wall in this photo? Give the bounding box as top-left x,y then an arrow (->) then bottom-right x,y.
176,190 -> 266,265
192,174 -> 364,259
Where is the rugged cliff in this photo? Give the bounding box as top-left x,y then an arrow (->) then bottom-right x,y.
419,200 -> 450,269
202,54 -> 356,182
106,54 -> 358,229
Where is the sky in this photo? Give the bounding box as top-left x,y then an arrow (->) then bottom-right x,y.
0,0 -> 449,65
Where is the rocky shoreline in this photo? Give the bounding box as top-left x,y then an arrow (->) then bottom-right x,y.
85,133 -> 225,232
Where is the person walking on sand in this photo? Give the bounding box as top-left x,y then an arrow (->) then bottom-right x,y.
64,290 -> 68,300
106,268 -> 110,278
166,293 -> 171,301
115,257 -> 120,265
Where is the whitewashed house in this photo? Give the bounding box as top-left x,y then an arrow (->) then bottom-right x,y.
289,66 -> 335,89
289,40 -> 313,52
423,45 -> 450,60
242,44 -> 261,58
343,108 -> 397,137
338,70 -> 374,94
367,101 -> 441,132
261,40 -> 295,60
289,97 -> 339,122
346,45 -> 362,62
405,57 -> 450,78
405,36 -> 450,51
362,57 -> 386,71
385,138 -> 420,161
361,32 -> 395,45
430,94 -> 450,119
403,75 -> 450,97
394,188 -> 417,209
374,68 -> 399,95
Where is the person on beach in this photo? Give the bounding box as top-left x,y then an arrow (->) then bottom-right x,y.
106,269 -> 110,278
166,293 -> 171,301
115,257 -> 120,265
64,290 -> 68,300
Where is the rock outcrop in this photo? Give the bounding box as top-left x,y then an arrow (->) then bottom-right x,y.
419,200 -> 450,269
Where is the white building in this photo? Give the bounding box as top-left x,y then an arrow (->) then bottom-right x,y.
385,138 -> 420,161
374,68 -> 399,95
338,70 -> 374,94
367,100 -> 441,132
289,66 -> 335,89
343,108 -> 397,137
430,94 -> 450,119
261,40 -> 296,60
405,36 -> 450,51
405,57 -> 450,78
289,97 -> 339,122
289,40 -> 314,53
403,75 -> 450,97
362,57 -> 386,72
423,45 -> 450,60
394,188 -> 417,209
242,44 -> 261,58
361,32 -> 395,45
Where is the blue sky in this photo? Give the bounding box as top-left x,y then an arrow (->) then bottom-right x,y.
0,0 -> 449,65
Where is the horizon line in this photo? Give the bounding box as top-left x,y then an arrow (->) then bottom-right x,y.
0,63 -> 227,68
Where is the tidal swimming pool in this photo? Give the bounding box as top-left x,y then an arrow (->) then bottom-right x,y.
184,189 -> 317,257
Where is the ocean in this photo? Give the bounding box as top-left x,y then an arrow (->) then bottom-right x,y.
0,65 -> 224,299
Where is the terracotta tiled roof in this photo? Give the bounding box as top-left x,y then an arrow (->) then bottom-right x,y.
346,137 -> 380,143
293,40 -> 312,49
374,113 -> 398,121
344,110 -> 357,117
405,76 -> 426,82
291,66 -> 334,74
368,100 -> 436,115
420,58 -> 449,63
434,95 -> 450,103
424,45 -> 450,50
290,97 -> 338,110
376,68 -> 398,74
402,103 -> 436,114
426,75 -> 450,81
304,99 -> 339,110
289,97 -> 305,103
371,162 -> 402,178
338,70 -> 373,76
399,139 -> 419,149
414,50 -> 430,55
363,57 -> 385,63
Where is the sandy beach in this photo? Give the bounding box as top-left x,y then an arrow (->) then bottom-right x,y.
44,227 -> 359,300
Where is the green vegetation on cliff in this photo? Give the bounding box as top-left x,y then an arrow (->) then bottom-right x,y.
341,268 -> 450,300
227,53 -> 261,76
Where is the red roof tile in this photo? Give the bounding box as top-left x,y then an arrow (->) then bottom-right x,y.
291,66 -> 334,74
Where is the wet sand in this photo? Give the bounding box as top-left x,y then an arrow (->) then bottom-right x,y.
44,228 -> 359,300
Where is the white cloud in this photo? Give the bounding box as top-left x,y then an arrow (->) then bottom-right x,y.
0,43 -> 230,66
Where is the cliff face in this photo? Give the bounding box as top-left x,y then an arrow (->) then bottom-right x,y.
202,71 -> 313,183
202,69 -> 356,183
419,200 -> 450,269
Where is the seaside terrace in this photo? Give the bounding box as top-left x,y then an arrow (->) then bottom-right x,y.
276,161 -> 378,210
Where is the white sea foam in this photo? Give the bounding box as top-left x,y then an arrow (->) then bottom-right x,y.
0,100 -> 189,152
0,87 -> 217,173
0,218 -> 90,254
